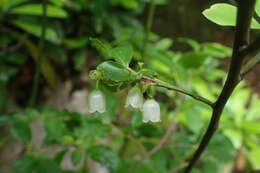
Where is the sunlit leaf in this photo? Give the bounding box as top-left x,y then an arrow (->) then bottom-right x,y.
202,3 -> 260,29
9,4 -> 68,18
110,45 -> 133,67
256,0 -> 260,17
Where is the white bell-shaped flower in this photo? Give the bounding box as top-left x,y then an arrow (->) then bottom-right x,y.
142,99 -> 160,123
88,90 -> 106,113
125,86 -> 143,110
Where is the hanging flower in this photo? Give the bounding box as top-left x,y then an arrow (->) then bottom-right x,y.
125,86 -> 144,110
88,90 -> 106,113
142,99 -> 160,123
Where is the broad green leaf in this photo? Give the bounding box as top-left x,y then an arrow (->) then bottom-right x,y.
203,3 -> 260,29
256,0 -> 260,17
44,117 -> 66,143
12,20 -> 60,43
12,155 -> 35,173
110,45 -> 133,67
248,142 -> 260,169
201,42 -> 232,58
242,122 -> 260,134
97,61 -> 132,82
89,145 -> 119,170
10,115 -> 31,143
35,158 -> 61,173
155,38 -> 173,50
178,52 -> 207,69
9,4 -> 68,18
71,149 -> 83,165
75,117 -> 111,138
90,38 -> 111,57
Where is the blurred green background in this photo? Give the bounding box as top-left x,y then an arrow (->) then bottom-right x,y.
0,0 -> 260,173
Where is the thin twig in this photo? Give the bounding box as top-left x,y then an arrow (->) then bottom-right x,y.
145,121 -> 177,159
240,53 -> 260,77
142,75 -> 214,107
170,162 -> 188,173
183,1 -> 257,172
28,0 -> 47,106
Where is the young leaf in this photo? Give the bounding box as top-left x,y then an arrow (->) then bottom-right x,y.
97,61 -> 132,82
202,3 -> 260,29
110,45 -> 133,67
9,4 -> 68,18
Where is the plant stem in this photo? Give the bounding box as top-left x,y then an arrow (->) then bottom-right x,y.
142,75 -> 214,107
183,0 -> 257,172
142,0 -> 156,63
28,0 -> 47,107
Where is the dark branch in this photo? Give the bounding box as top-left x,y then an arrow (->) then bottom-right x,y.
183,0 -> 257,172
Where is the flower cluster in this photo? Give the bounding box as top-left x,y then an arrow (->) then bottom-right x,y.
88,86 -> 160,123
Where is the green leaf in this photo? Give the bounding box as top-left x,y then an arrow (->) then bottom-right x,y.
202,3 -> 260,29
35,158 -> 61,173
131,111 -> 143,127
75,117 -> 111,138
89,145 -> 119,170
178,52 -> 207,69
110,45 -> 133,67
90,38 -> 111,57
155,38 -> 173,50
44,117 -> 66,143
201,42 -> 232,58
71,149 -> 83,165
10,115 -> 31,143
12,155 -> 35,173
97,61 -> 132,82
256,0 -> 260,17
63,37 -> 89,49
12,20 -> 60,43
1,0 -> 27,11
9,4 -> 68,18
139,68 -> 158,77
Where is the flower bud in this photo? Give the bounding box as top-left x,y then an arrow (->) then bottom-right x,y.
142,99 -> 160,123
88,90 -> 106,113
125,86 -> 143,110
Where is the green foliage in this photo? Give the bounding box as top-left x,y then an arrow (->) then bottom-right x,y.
89,145 -> 120,171
202,3 -> 260,29
10,114 -> 31,143
0,0 -> 260,173
9,4 -> 68,18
